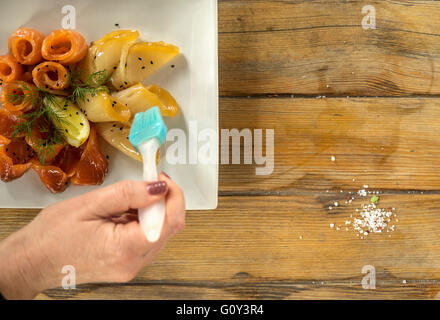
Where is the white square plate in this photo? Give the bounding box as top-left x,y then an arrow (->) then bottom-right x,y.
0,0 -> 218,210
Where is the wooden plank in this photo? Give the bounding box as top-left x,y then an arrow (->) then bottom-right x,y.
219,97 -> 440,193
2,193 -> 440,299
35,281 -> 440,300
218,0 -> 440,96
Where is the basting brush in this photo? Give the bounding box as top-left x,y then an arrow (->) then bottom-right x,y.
129,107 -> 168,242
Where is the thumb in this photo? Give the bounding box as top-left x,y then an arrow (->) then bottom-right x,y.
73,180 -> 168,219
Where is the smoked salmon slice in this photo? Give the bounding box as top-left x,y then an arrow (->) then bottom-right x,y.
31,146 -> 83,193
71,126 -> 108,185
0,81 -> 38,113
0,138 -> 34,182
32,128 -> 107,192
31,161 -> 69,193
25,127 -> 65,164
32,61 -> 70,90
8,28 -> 45,65
0,55 -> 23,86
42,29 -> 87,65
53,145 -> 83,178
0,108 -> 23,139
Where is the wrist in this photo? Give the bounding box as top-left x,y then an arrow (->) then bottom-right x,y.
0,230 -> 50,299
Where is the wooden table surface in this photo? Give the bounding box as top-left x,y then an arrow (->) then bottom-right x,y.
2,0 -> 440,299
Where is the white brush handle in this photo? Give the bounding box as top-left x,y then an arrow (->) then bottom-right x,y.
138,139 -> 165,242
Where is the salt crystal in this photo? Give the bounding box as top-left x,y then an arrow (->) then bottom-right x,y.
331,156 -> 336,161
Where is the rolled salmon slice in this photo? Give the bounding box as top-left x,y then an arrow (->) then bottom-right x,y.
0,55 -> 23,86
0,81 -> 38,113
42,29 -> 87,65
8,28 -> 45,65
32,61 -> 70,90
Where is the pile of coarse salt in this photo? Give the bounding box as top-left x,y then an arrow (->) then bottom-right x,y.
352,203 -> 396,237
329,184 -> 398,239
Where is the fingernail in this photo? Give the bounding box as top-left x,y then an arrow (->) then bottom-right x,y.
161,171 -> 171,179
147,181 -> 167,195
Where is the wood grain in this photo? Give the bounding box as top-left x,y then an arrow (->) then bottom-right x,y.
2,192 -> 440,299
219,0 -> 440,96
219,97 -> 440,193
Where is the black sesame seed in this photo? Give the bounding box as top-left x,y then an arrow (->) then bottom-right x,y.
65,129 -> 68,133
125,63 -> 127,68
119,85 -> 123,88
124,81 -> 128,85
142,66 -> 145,70
76,112 -> 79,115
80,123 -> 84,126
106,155 -> 110,159
120,127 -> 123,131
171,65 -> 175,68
87,99 -> 90,102
113,124 -> 116,127
115,23 -> 119,27
138,57 -> 142,61
113,66 -> 117,70
150,61 -> 153,65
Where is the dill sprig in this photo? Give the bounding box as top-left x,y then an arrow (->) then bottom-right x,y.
69,69 -> 109,104
30,116 -> 66,165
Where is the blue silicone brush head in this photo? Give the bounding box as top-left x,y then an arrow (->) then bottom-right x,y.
129,107 -> 168,151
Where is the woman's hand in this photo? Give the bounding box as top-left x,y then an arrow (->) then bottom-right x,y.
0,173 -> 185,299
